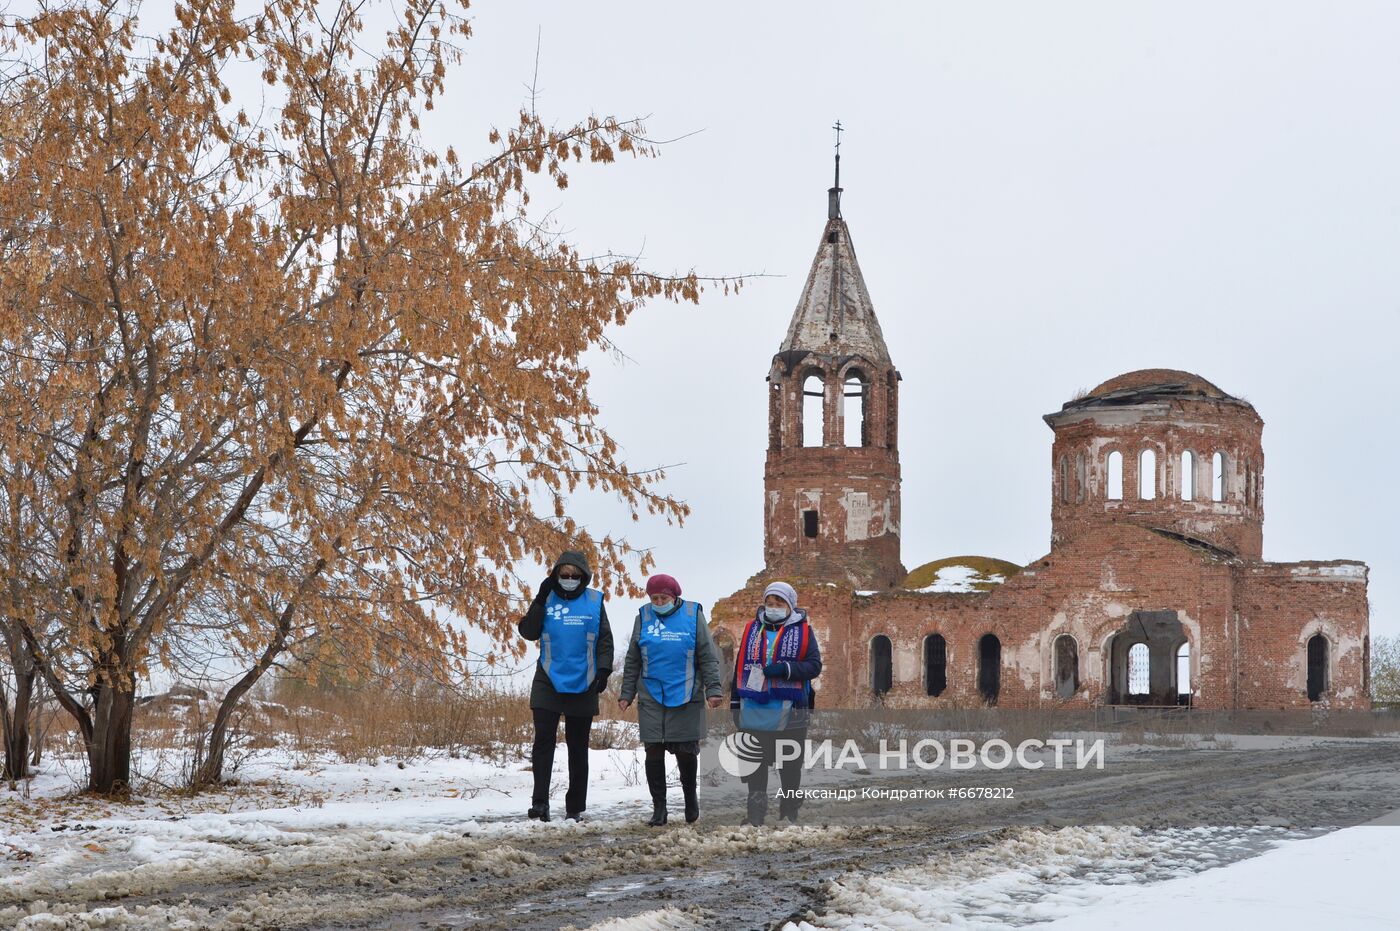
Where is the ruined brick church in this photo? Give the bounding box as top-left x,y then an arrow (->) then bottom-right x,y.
710,176 -> 1371,711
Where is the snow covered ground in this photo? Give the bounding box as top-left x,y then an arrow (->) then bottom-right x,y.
0,739 -> 658,906
2,733 -> 1397,929
782,821 -> 1400,931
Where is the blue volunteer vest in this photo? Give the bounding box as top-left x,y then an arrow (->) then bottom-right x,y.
638,600 -> 699,708
541,588 -> 602,694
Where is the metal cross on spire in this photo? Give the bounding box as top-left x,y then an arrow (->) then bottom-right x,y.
832,119 -> 843,190
828,119 -> 844,219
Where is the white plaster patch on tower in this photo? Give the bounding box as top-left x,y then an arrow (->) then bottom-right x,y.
1290,564 -> 1367,582
843,490 -> 871,541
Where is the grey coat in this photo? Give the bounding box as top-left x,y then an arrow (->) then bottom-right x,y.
619,601 -> 723,744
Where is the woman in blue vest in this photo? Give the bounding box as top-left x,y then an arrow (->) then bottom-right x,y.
618,574 -> 723,826
730,581 -> 822,826
518,550 -> 613,822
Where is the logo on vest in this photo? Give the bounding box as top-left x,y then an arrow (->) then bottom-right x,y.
547,603 -> 584,626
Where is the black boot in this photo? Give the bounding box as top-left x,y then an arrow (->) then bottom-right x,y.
743,789 -> 767,827
678,751 -> 699,823
645,755 -> 668,827
527,801 -> 550,822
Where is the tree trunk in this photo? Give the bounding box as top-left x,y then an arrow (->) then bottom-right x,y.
192,596 -> 304,787
87,684 -> 134,794
1,665 -> 34,781
193,692 -> 237,787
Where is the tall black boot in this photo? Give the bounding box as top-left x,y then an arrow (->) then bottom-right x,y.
645,754 -> 668,826
677,752 -> 699,823
744,789 -> 768,827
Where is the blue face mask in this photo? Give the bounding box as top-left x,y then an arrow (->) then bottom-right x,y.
558,577 -> 582,592
763,606 -> 789,624
653,601 -> 679,617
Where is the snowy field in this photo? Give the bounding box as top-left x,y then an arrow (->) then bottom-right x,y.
2,733 -> 1397,929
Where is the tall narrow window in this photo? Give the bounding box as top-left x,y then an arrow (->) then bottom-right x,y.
769,382 -> 783,450
924,634 -> 947,697
1107,451 -> 1123,500
1180,450 -> 1196,501
802,374 -> 824,447
1177,642 -> 1191,703
1212,451 -> 1226,502
802,509 -> 819,538
978,634 -> 1001,704
1306,634 -> 1329,702
1075,452 -> 1086,503
1058,456 -> 1069,503
842,373 -> 867,447
1127,643 -> 1150,696
871,635 -> 893,696
1053,635 -> 1079,699
1139,449 -> 1157,500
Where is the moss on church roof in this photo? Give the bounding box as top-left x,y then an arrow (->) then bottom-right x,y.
902,555 -> 1023,593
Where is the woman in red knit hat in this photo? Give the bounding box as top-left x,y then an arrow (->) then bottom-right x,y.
618,574 -> 723,825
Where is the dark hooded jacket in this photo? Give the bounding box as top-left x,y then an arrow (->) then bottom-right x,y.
518,551 -> 614,716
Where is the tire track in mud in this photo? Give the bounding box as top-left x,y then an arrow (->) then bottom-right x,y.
8,742 -> 1400,930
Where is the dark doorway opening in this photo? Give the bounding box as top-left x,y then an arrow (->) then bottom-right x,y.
802,510 -> 819,538
871,635 -> 893,697
1307,634 -> 1329,702
924,634 -> 947,697
1107,611 -> 1186,705
978,634 -> 1001,705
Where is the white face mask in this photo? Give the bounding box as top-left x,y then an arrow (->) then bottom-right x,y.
763,606 -> 789,623
558,577 -> 582,592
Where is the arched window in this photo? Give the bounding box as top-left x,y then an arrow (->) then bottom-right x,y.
871,635 -> 893,696
1306,634 -> 1329,702
769,381 -> 782,450
1364,636 -> 1371,696
1127,643 -> 1150,696
978,634 -> 1001,704
1053,635 -> 1079,699
1075,452 -> 1086,503
802,374 -> 824,447
1058,456 -> 1069,504
1211,451 -> 1226,502
1139,449 -> 1157,500
1177,642 -> 1191,704
924,634 -> 947,697
842,372 -> 867,447
1180,450 -> 1196,501
1107,451 -> 1124,500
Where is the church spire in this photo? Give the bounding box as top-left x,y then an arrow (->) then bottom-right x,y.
779,133 -> 891,365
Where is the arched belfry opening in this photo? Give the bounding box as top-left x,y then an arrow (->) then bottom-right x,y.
842,370 -> 868,447
801,373 -> 825,448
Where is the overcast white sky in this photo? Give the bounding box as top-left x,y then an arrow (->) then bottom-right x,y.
439,1 -> 1400,650
430,1 -> 1400,644
108,0 -> 1397,663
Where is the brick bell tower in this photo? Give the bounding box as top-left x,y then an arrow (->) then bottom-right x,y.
761,151 -> 906,590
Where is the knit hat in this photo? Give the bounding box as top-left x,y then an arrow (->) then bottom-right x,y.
762,581 -> 797,611
646,574 -> 682,598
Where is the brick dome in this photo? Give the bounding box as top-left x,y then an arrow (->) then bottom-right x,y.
1084,369 -> 1234,402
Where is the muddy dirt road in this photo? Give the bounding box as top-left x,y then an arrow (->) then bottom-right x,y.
9,739 -> 1397,930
